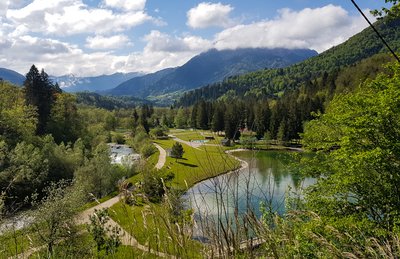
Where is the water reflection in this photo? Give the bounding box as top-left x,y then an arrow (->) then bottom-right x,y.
184,150 -> 315,241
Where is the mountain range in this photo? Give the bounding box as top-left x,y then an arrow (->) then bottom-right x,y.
51,72 -> 143,92
0,68 -> 25,85
177,18 -> 400,106
0,68 -> 142,93
107,48 -> 318,98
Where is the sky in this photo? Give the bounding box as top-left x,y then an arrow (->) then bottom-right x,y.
0,0 -> 386,77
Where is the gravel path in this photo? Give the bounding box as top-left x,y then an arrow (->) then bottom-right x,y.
168,134 -> 203,149
10,144 -> 175,259
153,143 -> 167,170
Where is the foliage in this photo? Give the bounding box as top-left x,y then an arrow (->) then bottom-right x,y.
75,92 -> 148,110
140,143 -> 157,159
142,169 -> 166,203
30,180 -> 84,256
87,208 -> 122,255
372,0 -> 400,19
173,54 -> 393,142
46,93 -> 83,144
0,141 -> 49,208
0,81 -> 37,145
174,107 -> 188,128
111,132 -> 125,144
24,65 -> 61,135
74,143 -> 116,199
302,62 -> 400,231
149,126 -> 168,139
170,142 -> 184,160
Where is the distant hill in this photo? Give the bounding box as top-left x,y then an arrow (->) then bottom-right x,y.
108,48 -> 318,98
75,92 -> 149,110
51,72 -> 143,92
0,68 -> 25,85
177,18 -> 400,106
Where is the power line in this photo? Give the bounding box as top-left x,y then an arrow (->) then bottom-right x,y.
350,0 -> 400,63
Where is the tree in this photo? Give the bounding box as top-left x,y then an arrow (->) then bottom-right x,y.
0,81 -> 37,145
46,93 -> 82,144
372,0 -> 400,19
74,143 -> 115,198
0,142 -> 49,208
211,103 -> 225,134
254,101 -> 271,139
149,126 -> 168,139
24,65 -> 58,135
171,142 -> 184,161
174,107 -> 187,129
87,208 -> 121,255
31,180 -> 84,256
142,169 -> 165,203
224,104 -> 241,140
196,100 -> 209,130
302,62 -> 400,231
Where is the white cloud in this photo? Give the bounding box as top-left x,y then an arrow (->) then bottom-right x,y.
0,30 -> 210,76
213,5 -> 373,53
6,0 -> 153,36
85,34 -> 132,49
103,0 -> 146,11
144,30 -> 212,53
187,2 -> 234,29
0,3 -> 377,77
0,1 -> 9,16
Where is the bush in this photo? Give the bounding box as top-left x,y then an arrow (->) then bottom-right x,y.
111,133 -> 125,144
140,143 -> 156,158
142,169 -> 165,203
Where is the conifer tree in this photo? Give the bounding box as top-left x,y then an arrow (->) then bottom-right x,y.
171,142 -> 184,161
24,65 -> 57,135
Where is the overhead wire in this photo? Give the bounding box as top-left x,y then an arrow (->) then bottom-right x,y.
350,0 -> 400,63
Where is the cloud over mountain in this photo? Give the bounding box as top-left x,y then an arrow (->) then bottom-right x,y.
0,1 -> 375,77
213,5 -> 373,52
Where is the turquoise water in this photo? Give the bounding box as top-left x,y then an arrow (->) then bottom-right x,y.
184,150 -> 314,239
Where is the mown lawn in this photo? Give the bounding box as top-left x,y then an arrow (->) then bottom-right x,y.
170,130 -> 225,145
154,138 -> 240,189
109,131 -> 241,257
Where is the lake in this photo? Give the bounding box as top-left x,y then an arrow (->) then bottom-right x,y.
184,150 -> 315,241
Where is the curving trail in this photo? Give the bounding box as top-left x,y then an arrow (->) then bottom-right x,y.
168,134 -> 202,150
11,145 -> 175,259
153,143 -> 167,170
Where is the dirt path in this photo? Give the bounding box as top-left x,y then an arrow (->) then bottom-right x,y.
168,134 -> 203,150
153,143 -> 167,170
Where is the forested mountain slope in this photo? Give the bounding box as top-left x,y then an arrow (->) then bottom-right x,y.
108,48 -> 317,98
177,18 -> 400,106
75,92 -> 149,110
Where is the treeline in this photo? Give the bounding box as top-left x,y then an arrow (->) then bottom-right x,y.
176,18 -> 400,107
172,54 -> 393,141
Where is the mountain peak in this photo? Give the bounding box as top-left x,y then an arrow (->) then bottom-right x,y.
108,47 -> 317,101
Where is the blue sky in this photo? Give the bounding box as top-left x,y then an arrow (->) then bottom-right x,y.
0,0 -> 387,76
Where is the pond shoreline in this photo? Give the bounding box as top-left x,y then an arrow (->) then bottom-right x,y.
184,146 -> 302,194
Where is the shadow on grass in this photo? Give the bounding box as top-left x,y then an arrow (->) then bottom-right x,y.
177,161 -> 198,168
